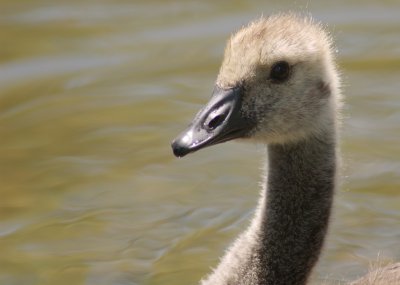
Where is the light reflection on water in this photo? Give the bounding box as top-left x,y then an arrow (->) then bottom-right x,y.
0,1 -> 399,284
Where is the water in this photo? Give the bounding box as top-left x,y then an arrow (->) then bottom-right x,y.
0,1 -> 399,284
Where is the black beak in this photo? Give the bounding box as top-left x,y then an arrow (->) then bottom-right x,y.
171,85 -> 254,157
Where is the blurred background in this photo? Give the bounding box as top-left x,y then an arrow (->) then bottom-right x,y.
0,1 -> 399,284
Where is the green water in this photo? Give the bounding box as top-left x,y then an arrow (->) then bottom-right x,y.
0,1 -> 399,284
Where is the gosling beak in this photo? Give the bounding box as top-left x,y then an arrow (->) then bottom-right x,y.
171,85 -> 253,157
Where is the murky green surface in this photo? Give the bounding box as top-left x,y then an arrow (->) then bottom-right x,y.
0,1 -> 399,284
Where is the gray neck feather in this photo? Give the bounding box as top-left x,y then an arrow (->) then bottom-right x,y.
202,127 -> 337,285
257,129 -> 336,284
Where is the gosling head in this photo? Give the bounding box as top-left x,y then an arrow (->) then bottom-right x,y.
172,14 -> 340,157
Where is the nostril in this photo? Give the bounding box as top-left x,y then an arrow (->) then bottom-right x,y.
207,113 -> 227,130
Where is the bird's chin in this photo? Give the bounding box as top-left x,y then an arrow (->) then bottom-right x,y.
246,129 -> 310,146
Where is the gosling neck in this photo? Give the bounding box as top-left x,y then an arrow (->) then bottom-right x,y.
258,128 -> 337,285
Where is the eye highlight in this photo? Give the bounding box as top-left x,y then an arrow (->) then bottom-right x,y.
270,61 -> 290,82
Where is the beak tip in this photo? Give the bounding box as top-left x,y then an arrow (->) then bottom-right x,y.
171,139 -> 190,158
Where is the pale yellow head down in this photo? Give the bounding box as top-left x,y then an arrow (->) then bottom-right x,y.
216,14 -> 340,144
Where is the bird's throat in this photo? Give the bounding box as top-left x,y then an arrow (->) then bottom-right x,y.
257,130 -> 337,284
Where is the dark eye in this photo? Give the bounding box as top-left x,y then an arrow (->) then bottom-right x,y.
270,61 -> 290,82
